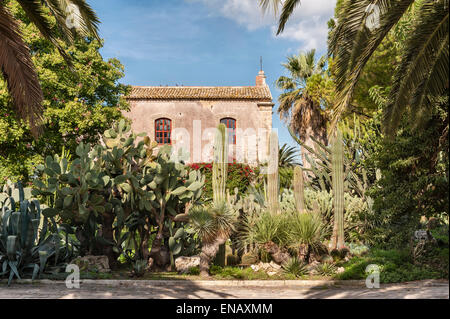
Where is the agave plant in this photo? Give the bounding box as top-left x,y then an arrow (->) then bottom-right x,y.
282,256 -> 308,278
315,262 -> 337,277
0,181 -> 74,285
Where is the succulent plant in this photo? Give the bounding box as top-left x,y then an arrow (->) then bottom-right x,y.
212,123 -> 228,204
0,182 -> 73,285
267,130 -> 279,214
32,120 -> 204,269
241,252 -> 259,265
293,166 -> 305,213
331,129 -> 345,249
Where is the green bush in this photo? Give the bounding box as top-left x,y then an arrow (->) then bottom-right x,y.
337,248 -> 447,283
188,162 -> 258,201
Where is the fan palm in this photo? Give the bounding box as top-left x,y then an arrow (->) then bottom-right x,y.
276,49 -> 328,166
187,202 -> 237,276
0,0 -> 100,137
260,0 -> 449,135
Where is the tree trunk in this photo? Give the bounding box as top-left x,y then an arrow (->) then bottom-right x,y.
199,236 -> 227,277
301,127 -> 328,169
101,212 -> 118,269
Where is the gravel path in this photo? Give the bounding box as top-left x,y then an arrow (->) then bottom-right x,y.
0,279 -> 448,299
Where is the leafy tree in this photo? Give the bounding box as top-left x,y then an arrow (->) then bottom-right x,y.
0,0 -> 100,135
365,97 -> 448,247
0,1 -> 129,183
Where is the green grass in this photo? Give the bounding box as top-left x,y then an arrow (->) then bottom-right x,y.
335,248 -> 448,283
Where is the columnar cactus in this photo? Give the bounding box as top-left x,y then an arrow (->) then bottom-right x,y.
267,130 -> 279,214
293,165 -> 305,213
212,123 -> 228,204
212,124 -> 229,266
331,129 -> 345,249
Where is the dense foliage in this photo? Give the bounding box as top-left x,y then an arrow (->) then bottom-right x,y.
0,1 -> 129,183
188,162 -> 259,201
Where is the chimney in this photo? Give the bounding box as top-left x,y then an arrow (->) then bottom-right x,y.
255,70 -> 266,86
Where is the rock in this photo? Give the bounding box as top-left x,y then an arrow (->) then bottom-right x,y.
306,261 -> 320,275
262,241 -> 290,264
269,261 -> 281,270
175,256 -> 200,274
250,262 -> 282,275
70,255 -> 110,273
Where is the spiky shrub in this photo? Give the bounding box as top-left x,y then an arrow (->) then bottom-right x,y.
187,202 -> 237,276
267,130 -> 279,214
282,257 -> 308,278
0,182 -> 73,285
286,211 -> 327,263
240,211 -> 287,250
331,129 -> 345,249
293,166 -> 305,213
315,262 -> 337,277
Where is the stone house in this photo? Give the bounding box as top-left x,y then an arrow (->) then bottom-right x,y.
124,70 -> 274,164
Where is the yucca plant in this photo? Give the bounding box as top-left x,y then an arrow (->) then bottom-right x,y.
187,202 -> 237,276
287,211 -> 327,263
239,210 -> 287,250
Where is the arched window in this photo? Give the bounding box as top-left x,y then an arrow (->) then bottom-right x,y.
155,118 -> 172,145
220,118 -> 236,144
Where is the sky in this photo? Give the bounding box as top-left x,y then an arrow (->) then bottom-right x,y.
90,0 -> 336,149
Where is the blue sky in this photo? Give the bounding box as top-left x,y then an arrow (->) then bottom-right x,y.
90,0 -> 335,149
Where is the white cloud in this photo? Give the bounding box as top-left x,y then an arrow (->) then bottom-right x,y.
188,0 -> 335,51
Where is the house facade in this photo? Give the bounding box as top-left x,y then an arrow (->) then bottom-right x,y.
124,70 -> 274,164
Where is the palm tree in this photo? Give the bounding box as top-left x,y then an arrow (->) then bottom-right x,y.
187,202 -> 237,277
0,0 -> 100,137
261,0 -> 449,135
278,143 -> 300,167
276,49 -> 328,167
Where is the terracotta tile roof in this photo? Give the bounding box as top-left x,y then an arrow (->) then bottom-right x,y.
126,86 -> 272,101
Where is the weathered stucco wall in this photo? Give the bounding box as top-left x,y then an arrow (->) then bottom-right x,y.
123,99 -> 273,164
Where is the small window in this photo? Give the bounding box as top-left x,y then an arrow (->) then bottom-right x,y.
155,118 -> 171,145
220,118 -> 236,144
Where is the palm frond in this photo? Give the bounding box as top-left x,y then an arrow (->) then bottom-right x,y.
277,0 -> 302,35
329,0 -> 414,133
384,0 -> 449,135
259,0 -> 282,16
279,143 -> 300,167
0,5 -> 43,137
